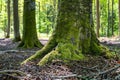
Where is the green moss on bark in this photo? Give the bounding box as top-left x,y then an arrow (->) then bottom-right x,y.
18,0 -> 43,48
22,0 -> 115,66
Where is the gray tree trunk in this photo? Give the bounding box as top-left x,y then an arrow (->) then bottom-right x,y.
6,0 -> 11,38
13,0 -> 21,42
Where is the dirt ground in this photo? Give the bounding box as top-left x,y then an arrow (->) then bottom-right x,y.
0,38 -> 120,80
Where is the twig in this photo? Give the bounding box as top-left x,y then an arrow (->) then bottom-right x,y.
51,74 -> 77,79
0,50 -> 36,54
0,70 -> 26,76
0,74 -> 21,80
79,65 -> 99,71
99,64 -> 120,75
79,64 -> 120,79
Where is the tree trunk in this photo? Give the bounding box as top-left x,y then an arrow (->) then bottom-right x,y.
96,0 -> 100,37
119,0 -> 120,36
18,0 -> 43,48
38,2 -> 41,32
22,0 -> 113,66
107,0 -> 110,37
6,0 -> 11,38
13,0 -> 21,42
111,0 -> 114,36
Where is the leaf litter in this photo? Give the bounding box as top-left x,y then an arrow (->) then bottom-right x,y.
0,38 -> 119,80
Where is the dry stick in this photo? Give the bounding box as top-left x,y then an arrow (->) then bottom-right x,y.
0,70 -> 26,76
1,73 -> 21,80
5,50 -> 36,53
79,65 -> 99,71
51,74 -> 77,79
99,64 -> 120,75
0,50 -> 36,54
78,64 -> 120,79
51,65 -> 99,79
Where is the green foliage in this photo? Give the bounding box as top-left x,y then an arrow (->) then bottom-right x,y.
36,0 -> 57,34
0,0 -> 57,38
0,1 -> 7,33
0,0 -> 119,37
93,0 -> 119,37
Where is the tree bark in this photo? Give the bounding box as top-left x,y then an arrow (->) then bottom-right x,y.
107,0 -> 110,37
111,0 -> 114,36
18,0 -> 43,48
6,0 -> 11,38
119,0 -> 120,36
22,0 -> 113,66
13,0 -> 21,42
96,0 -> 100,37
38,2 -> 41,32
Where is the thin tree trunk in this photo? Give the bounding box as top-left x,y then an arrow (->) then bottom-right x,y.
13,0 -> 21,42
111,0 -> 114,36
6,0 -> 11,38
53,0 -> 57,29
96,0 -> 100,37
4,5 -> 7,37
39,2 -> 41,32
93,0 -> 96,25
118,0 -> 120,36
46,7 -> 49,35
107,0 -> 110,37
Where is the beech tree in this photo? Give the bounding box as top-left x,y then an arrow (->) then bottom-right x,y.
13,0 -> 21,42
119,0 -> 120,36
18,0 -> 43,48
6,0 -> 11,38
96,0 -> 100,37
23,0 -> 113,65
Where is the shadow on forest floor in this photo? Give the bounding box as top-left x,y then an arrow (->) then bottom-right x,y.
0,38 -> 120,80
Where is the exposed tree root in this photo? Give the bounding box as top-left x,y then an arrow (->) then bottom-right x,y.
22,35 -> 58,64
12,37 -> 21,42
22,41 -> 85,66
18,40 -> 43,48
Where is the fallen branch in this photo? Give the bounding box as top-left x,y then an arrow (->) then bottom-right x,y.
51,74 -> 77,79
77,64 -> 120,79
0,50 -> 36,54
79,65 -> 99,71
99,64 -> 120,75
0,70 -> 26,76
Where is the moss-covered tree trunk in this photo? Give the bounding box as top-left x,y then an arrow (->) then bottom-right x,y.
19,0 -> 43,48
23,0 -> 112,65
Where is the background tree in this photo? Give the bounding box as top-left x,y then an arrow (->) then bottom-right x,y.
96,0 -> 100,37
13,0 -> 21,42
119,0 -> 120,36
6,0 -> 11,38
107,0 -> 110,37
0,0 -> 119,38
111,0 -> 114,36
18,0 -> 43,48
22,0 -> 112,66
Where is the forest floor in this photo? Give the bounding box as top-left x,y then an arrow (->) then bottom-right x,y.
0,38 -> 120,80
